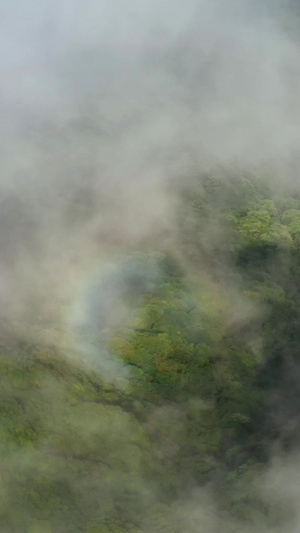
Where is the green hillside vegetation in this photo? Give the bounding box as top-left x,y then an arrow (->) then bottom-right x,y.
1,172 -> 300,532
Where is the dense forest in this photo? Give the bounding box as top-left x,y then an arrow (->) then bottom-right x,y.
3,0 -> 300,531
2,171 -> 300,532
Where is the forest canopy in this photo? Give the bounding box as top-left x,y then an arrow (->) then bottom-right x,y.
1,172 -> 300,532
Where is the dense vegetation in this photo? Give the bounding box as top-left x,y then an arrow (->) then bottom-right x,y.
2,172 -> 300,532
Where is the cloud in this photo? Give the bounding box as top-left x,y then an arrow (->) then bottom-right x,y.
1,2 -> 300,530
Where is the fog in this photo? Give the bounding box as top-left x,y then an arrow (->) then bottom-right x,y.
1,0 -> 300,531
0,0 -> 299,321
